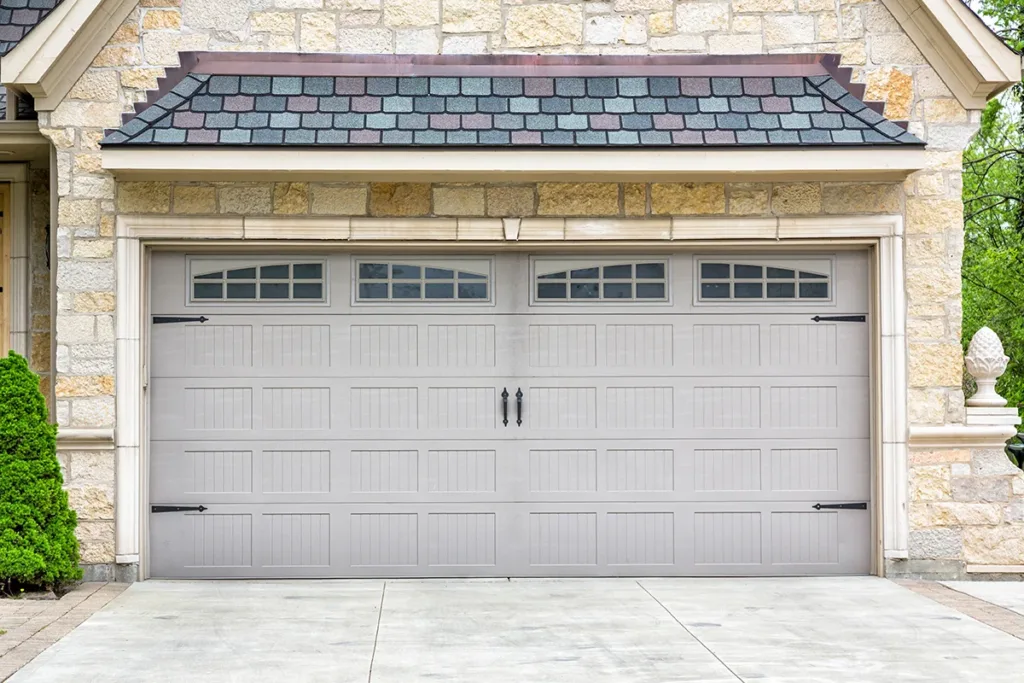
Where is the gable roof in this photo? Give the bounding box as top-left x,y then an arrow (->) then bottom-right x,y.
0,0 -> 64,57
102,54 -> 922,149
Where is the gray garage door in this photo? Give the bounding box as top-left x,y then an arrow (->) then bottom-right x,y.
148,251 -> 871,578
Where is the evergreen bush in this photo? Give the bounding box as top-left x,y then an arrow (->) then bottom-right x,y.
0,351 -> 82,594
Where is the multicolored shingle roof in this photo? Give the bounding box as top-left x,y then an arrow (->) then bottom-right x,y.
0,0 -> 65,57
102,54 -> 923,148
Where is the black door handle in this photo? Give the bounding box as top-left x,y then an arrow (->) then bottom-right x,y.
501,388 -> 509,426
516,388 -> 523,426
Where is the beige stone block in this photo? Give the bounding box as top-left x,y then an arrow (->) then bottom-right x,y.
586,15 -> 648,45
486,186 -> 535,217
505,4 -> 584,48
117,181 -> 171,214
652,183 -> 725,215
219,185 -> 272,215
74,292 -> 116,313
771,183 -> 821,214
56,375 -> 115,398
370,183 -> 432,216
312,185 -> 368,215
910,465 -> 951,502
624,184 -> 646,216
732,0 -> 793,10
31,333 -> 51,373
728,184 -> 770,215
433,186 -> 486,216
538,183 -> 619,216
336,28 -> 393,53
964,526 -> 1024,565
908,342 -> 963,387
649,34 -> 706,52
110,18 -> 140,44
68,486 -> 114,520
142,33 -> 210,66
119,68 -> 164,91
709,33 -> 762,54
906,198 -> 961,234
443,0 -> 501,32
67,71 -> 120,102
870,33 -> 927,65
301,12 -> 339,51
764,14 -> 814,44
384,0 -> 439,26
252,11 -> 296,34
73,240 -> 115,259
272,183 -> 310,215
863,68 -> 913,120
821,183 -> 901,214
76,521 -> 115,563
58,199 -> 100,226
676,4 -> 729,33
143,9 -> 181,29
906,317 -> 945,341
93,46 -> 141,68
173,185 -> 217,214
648,11 -> 673,34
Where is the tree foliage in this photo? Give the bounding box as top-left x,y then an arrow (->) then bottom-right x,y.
0,352 -> 82,593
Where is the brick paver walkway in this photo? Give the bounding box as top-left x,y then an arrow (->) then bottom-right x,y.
899,579 -> 1024,641
0,582 -> 128,681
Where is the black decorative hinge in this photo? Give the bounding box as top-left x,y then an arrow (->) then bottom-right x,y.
812,502 -> 867,510
152,505 -> 208,513
153,316 -> 209,324
811,315 -> 866,323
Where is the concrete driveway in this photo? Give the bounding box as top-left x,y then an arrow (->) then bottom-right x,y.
9,578 -> 1024,683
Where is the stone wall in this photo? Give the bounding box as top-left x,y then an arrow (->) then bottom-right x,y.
33,0 -> 983,574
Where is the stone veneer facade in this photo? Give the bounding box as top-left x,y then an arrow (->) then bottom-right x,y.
27,0 -> 1023,578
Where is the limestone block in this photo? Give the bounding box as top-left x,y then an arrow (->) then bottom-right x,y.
676,4 -> 729,33
70,396 -> 116,427
623,184 -> 646,216
728,184 -> 770,215
311,185 -> 368,215
336,28 -> 393,53
821,183 -> 900,214
952,476 -> 1010,503
117,181 -> 171,213
908,528 -> 962,560
907,342 -> 963,387
649,34 -> 705,52
505,4 -> 584,48
973,448 -> 1020,477
301,12 -> 339,51
251,12 -> 296,34
433,187 -> 486,216
648,11 -> 673,34
906,198 -> 962,234
764,15 -> 815,45
652,183 -> 725,215
586,15 -> 648,45
76,521 -> 115,564
142,33 -> 211,67
173,185 -> 217,214
67,486 -> 114,520
909,465 -> 951,502
964,526 -> 1024,565
67,71 -> 120,102
771,183 -> 821,214
396,28 -> 440,53
143,9 -> 182,30
709,33 -> 762,54
870,34 -> 927,65
273,183 -> 310,215
538,183 -> 619,216
863,68 -> 912,120
383,0 -> 439,27
443,0 -> 501,32
486,186 -> 536,217
370,183 -> 432,216
219,185 -> 272,215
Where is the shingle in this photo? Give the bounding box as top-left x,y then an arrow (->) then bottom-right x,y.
711,77 -> 742,96
635,98 -> 666,114
576,131 -> 609,145
479,130 -> 511,144
493,78 -> 524,97
446,96 -> 476,113
254,95 -> 287,112
557,114 -> 589,130
649,77 -> 680,97
272,77 -> 303,96
555,78 -> 585,97
639,130 -> 671,145
207,76 -> 240,95
477,96 -> 509,113
618,77 -> 648,97
366,77 -> 398,96
604,97 -> 635,114
430,77 -> 460,96
607,130 -> 640,145
398,77 -> 429,96
269,112 -> 301,128
587,78 -> 617,98
285,128 -> 316,144
542,130 -> 574,145
572,98 -> 604,114
304,77 -> 335,96
510,97 -> 541,114
447,130 -> 477,144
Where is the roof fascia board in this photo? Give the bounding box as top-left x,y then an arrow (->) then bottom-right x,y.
882,0 -> 1023,109
0,0 -> 137,111
101,147 -> 927,182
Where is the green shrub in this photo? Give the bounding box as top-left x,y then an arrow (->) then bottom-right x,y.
0,351 -> 82,593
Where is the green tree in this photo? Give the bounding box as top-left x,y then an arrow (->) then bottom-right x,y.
0,351 -> 82,594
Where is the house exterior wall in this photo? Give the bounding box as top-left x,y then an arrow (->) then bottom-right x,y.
30,0 -> 1011,578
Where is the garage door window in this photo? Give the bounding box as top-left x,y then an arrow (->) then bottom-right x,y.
698,261 -> 831,301
190,261 -> 326,302
355,260 -> 491,302
534,260 -> 668,301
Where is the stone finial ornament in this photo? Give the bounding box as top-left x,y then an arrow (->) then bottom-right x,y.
965,326 -> 1010,407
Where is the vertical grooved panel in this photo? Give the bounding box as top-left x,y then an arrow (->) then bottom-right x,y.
608,513 -> 674,565
185,326 -> 252,368
529,325 -> 596,367
186,451 -> 253,493
350,513 -> 418,566
427,451 -> 496,492
350,325 -> 418,367
426,387 -> 495,429
265,514 -> 330,567
606,450 -> 674,492
427,513 -> 496,566
261,451 -> 330,493
606,324 -> 673,367
694,450 -> 761,491
350,450 -> 418,492
769,324 -> 837,367
693,387 -> 760,429
694,512 -> 761,565
184,388 -> 252,430
529,450 -> 597,492
528,388 -> 597,430
529,513 -> 597,566
350,388 -> 417,429
769,387 -> 838,428
693,325 -> 759,368
606,387 -> 673,429
262,325 -> 330,368
426,325 -> 495,367
263,387 -> 330,430
189,514 -> 252,567
772,512 -> 839,564
771,449 -> 840,491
